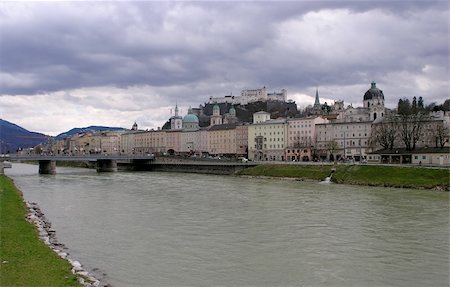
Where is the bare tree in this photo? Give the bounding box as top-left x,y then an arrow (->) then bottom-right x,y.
433,122 -> 450,148
326,140 -> 339,162
370,119 -> 397,150
398,112 -> 427,151
397,97 -> 428,151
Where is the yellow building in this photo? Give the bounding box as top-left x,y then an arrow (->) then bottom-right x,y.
248,118 -> 287,161
90,131 -> 124,155
133,130 -> 167,154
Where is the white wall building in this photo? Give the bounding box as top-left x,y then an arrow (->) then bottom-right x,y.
316,121 -> 372,161
253,111 -> 271,124
208,87 -> 287,105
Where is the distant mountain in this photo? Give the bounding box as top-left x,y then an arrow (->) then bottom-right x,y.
55,126 -> 125,140
0,119 -> 48,153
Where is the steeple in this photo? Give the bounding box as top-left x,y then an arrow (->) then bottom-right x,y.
174,104 -> 179,117
314,87 -> 321,109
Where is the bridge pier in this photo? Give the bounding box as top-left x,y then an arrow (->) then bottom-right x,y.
97,160 -> 118,172
0,162 -> 4,175
39,160 -> 56,174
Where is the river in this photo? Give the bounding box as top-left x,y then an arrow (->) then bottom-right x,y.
5,163 -> 449,287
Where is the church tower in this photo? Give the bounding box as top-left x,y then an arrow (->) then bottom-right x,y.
313,88 -> 322,114
363,81 -> 385,121
210,103 -> 223,126
170,104 -> 183,130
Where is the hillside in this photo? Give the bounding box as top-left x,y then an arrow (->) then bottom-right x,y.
55,126 -> 125,140
0,119 -> 48,153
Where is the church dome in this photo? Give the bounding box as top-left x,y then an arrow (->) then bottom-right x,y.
183,113 -> 199,123
229,106 -> 236,116
364,81 -> 384,101
213,104 -> 220,114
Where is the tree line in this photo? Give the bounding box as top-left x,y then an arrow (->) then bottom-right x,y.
371,97 -> 449,151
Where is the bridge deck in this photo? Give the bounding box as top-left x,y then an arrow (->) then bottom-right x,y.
5,155 -> 256,166
7,154 -> 155,161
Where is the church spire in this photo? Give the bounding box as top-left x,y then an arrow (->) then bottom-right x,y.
314,87 -> 321,109
174,103 -> 179,117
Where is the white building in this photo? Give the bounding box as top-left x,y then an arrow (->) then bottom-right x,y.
253,111 -> 271,124
316,121 -> 372,161
208,87 -> 287,105
170,104 -> 183,130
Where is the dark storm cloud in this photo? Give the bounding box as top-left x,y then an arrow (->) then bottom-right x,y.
0,1 -> 448,108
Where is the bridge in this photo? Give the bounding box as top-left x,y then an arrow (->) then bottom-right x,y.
2,154 -> 155,174
1,154 -> 257,175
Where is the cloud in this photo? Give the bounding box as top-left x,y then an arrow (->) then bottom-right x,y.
0,1 -> 448,134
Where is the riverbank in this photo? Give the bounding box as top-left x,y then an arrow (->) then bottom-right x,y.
0,175 -> 100,287
237,164 -> 449,190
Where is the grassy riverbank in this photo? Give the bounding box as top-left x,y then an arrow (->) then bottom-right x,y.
238,164 -> 449,190
0,175 -> 81,287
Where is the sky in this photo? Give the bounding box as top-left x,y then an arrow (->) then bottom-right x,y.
0,0 -> 448,136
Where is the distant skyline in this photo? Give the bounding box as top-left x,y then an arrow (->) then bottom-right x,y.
0,1 -> 448,135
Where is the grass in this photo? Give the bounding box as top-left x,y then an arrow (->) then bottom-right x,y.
0,175 -> 81,287
238,164 -> 449,189
238,164 -> 332,181
332,165 -> 450,189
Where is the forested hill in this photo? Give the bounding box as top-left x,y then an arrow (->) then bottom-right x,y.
0,119 -> 48,153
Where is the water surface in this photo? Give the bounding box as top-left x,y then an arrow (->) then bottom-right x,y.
6,163 -> 449,286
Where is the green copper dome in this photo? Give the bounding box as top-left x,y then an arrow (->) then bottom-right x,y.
183,113 -> 199,123
229,106 -> 236,116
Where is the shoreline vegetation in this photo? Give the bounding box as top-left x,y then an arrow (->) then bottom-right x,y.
0,175 -> 101,287
237,164 -> 449,191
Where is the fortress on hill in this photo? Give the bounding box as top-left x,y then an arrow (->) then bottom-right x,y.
208,86 -> 287,105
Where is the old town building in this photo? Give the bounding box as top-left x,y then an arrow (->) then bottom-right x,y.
286,116 -> 328,161
207,123 -> 248,156
316,121 -> 372,161
248,117 -> 287,161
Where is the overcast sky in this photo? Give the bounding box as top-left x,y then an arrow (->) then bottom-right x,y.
0,1 -> 448,135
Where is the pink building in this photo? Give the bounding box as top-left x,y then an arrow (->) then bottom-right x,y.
207,123 -> 248,157
286,116 -> 328,161
165,130 -> 182,154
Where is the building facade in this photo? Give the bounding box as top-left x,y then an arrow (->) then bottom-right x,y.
208,87 -> 287,105
207,123 -> 247,156
286,116 -> 328,161
248,118 -> 287,161
316,121 -> 372,161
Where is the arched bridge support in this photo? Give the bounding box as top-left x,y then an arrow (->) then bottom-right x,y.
97,160 -> 118,172
39,160 -> 56,174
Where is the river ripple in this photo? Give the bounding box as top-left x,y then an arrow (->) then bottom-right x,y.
6,163 -> 449,287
